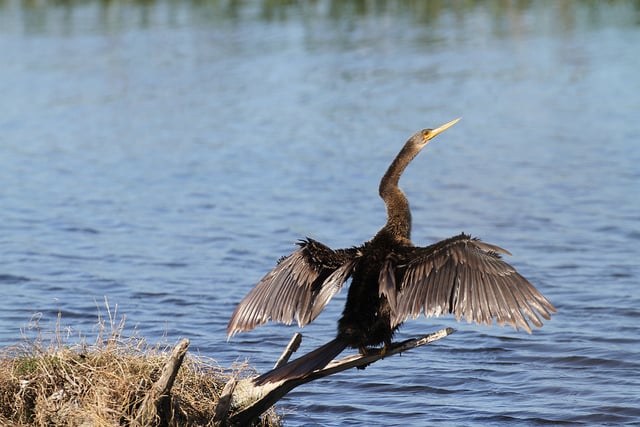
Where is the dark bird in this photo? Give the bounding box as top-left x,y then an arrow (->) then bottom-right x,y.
227,118 -> 556,385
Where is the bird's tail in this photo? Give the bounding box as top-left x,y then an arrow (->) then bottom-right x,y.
253,337 -> 348,386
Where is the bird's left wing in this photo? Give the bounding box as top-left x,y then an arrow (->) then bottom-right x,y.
379,233 -> 556,333
227,239 -> 360,339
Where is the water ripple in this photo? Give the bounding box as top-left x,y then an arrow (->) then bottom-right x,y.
0,274 -> 31,284
1,1 -> 639,426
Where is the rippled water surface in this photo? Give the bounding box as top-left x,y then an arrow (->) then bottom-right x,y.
1,1 -> 639,425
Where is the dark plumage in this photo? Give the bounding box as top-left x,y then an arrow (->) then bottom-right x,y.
227,118 -> 556,384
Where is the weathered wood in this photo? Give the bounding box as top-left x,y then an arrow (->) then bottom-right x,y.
133,338 -> 190,426
213,377 -> 237,425
273,332 -> 302,369
226,328 -> 455,425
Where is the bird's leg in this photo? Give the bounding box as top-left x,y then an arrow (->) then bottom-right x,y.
358,346 -> 379,356
358,340 -> 392,357
380,338 -> 393,357
356,346 -> 372,370
355,341 -> 391,370
381,344 -> 389,357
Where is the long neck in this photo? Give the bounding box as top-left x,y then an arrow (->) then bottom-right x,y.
378,142 -> 421,241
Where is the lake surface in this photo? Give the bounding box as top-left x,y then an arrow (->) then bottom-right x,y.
1,1 -> 639,425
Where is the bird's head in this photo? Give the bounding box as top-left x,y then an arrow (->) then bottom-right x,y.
411,117 -> 461,148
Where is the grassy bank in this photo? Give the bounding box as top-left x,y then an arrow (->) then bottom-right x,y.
0,310 -> 280,426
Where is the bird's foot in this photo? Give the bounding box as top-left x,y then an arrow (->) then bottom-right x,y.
379,343 -> 388,357
358,344 -> 390,357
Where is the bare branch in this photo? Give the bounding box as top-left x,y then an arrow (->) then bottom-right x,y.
273,333 -> 302,369
226,328 -> 455,425
133,338 -> 190,426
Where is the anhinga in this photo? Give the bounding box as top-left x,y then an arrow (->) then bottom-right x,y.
227,118 -> 556,385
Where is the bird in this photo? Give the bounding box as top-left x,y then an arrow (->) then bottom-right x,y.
227,118 -> 556,385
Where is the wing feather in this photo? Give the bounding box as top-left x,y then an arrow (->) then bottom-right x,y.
378,257 -> 398,312
385,233 -> 556,334
227,239 -> 359,339
309,257 -> 358,323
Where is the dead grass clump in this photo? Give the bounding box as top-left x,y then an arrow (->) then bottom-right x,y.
0,307 -> 280,426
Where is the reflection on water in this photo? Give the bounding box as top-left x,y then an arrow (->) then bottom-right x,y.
1,1 -> 639,426
3,0 -> 639,36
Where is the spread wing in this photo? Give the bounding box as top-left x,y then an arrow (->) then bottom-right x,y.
227,238 -> 360,339
379,233 -> 556,333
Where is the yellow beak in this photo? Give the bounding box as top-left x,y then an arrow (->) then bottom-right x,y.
427,117 -> 461,140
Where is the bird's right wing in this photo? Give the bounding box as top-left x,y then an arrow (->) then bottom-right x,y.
379,233 -> 556,333
226,239 -> 360,339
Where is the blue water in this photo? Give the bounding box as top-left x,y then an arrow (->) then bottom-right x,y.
1,1 -> 639,425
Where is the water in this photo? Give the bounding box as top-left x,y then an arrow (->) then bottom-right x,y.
1,1 -> 639,425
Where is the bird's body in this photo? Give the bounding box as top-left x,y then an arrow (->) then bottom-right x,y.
227,119 -> 556,384
338,229 -> 405,351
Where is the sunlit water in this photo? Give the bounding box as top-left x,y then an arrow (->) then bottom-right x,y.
1,1 -> 639,425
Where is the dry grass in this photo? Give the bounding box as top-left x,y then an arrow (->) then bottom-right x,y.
0,304 -> 280,426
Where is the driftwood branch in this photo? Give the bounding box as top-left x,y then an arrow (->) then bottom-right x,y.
213,377 -> 237,425
225,328 -> 455,425
133,338 -> 190,426
273,332 -> 302,369
214,334 -> 301,424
